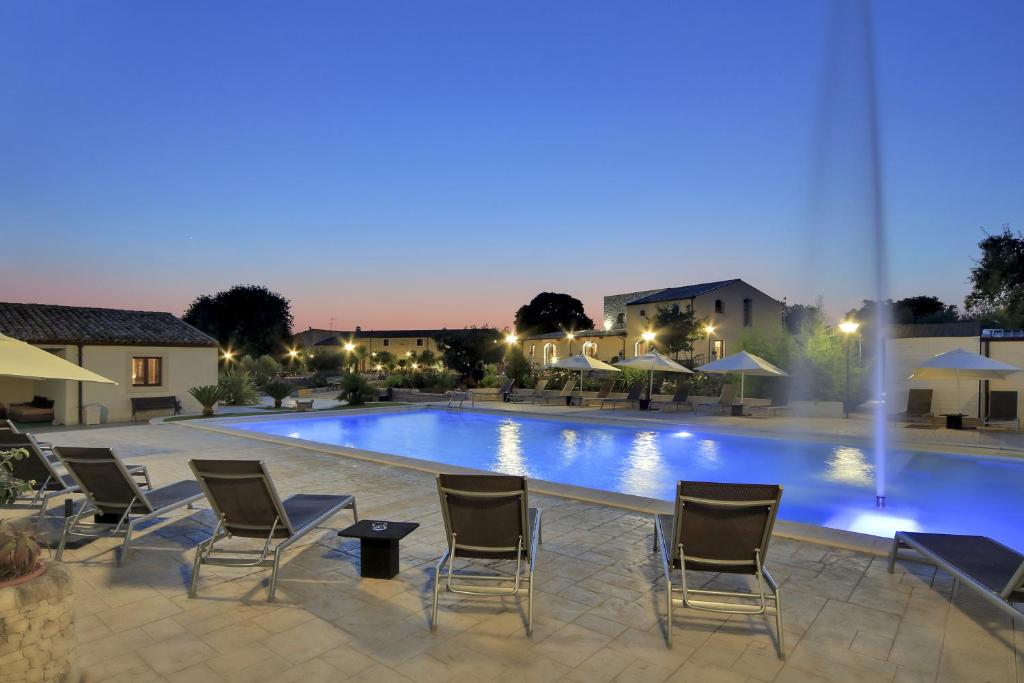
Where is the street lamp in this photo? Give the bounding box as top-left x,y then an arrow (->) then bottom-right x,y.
565,332 -> 575,356
343,342 -> 355,352
705,324 -> 716,361
505,333 -> 518,345
221,349 -> 235,363
641,330 -> 655,353
839,320 -> 860,418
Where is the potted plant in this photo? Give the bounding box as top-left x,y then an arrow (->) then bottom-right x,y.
188,384 -> 224,417
263,381 -> 294,409
0,447 -> 30,506
0,519 -> 43,587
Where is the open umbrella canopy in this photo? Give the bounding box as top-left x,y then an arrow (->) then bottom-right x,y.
553,354 -> 620,373
614,350 -> 692,399
0,333 -> 117,384
910,347 -> 1021,381
696,350 -> 787,402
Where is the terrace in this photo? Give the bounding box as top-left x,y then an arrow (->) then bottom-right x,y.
7,417 -> 1024,682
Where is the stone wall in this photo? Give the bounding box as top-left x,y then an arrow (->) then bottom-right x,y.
602,289 -> 664,329
0,563 -> 76,682
388,389 -> 453,403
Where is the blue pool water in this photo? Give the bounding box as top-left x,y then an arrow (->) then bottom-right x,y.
230,409 -> 1024,548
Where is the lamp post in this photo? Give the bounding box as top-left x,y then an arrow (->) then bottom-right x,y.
838,320 -> 860,418
705,324 -> 716,362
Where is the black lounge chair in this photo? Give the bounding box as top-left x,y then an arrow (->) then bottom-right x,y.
53,446 -> 199,564
432,474 -> 541,635
663,385 -> 691,412
653,481 -> 785,658
188,459 -> 358,600
583,380 -> 615,406
888,532 -> 1024,619
599,382 -> 643,410
509,379 -> 549,404
985,390 -> 1020,430
895,388 -> 933,422
1,434 -> 151,524
694,384 -> 738,415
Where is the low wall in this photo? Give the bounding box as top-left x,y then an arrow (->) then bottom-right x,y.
789,400 -> 844,418
0,562 -> 77,682
388,389 -> 452,403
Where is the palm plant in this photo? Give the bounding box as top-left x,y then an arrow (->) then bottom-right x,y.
0,448 -> 30,505
337,372 -> 375,406
263,381 -> 293,409
188,385 -> 224,417
218,367 -> 260,406
0,519 -> 42,582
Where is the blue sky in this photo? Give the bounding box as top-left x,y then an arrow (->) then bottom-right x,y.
1,1 -> 1021,330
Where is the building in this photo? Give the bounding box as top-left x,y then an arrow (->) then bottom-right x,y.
520,279 -> 784,366
885,322 -> 1023,421
314,327 -> 451,361
0,302 -> 219,425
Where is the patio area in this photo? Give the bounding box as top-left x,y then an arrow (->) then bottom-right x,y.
9,422 -> 1024,682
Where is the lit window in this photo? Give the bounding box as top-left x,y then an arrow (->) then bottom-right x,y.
132,357 -> 162,386
713,340 -> 724,360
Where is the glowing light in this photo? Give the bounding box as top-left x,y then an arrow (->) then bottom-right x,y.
566,332 -> 575,340
375,364 -> 383,371
844,511 -> 920,538
221,350 -> 235,361
672,431 -> 694,438
604,320 -> 613,331
344,342 -> 356,352
839,320 -> 860,335
641,331 -> 656,342
705,324 -> 715,335
406,351 -> 412,357
371,352 -> 377,357
505,334 -> 518,344
287,349 -> 299,359
411,363 -> 419,370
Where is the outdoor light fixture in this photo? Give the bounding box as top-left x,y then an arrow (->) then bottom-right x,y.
288,349 -> 299,359
839,320 -> 860,335
505,334 -> 518,344
838,320 -> 860,418
604,320 -> 612,331
221,350 -> 235,361
641,331 -> 656,342
705,324 -> 715,335
411,363 -> 419,370
406,351 -> 412,357
344,342 -> 355,352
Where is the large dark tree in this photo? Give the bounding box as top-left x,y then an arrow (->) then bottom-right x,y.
891,296 -> 959,324
183,284 -> 294,357
514,292 -> 594,336
966,225 -> 1024,326
782,302 -> 824,335
436,328 -> 504,385
653,304 -> 704,359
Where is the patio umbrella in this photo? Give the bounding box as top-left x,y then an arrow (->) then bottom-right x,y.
910,347 -> 1020,412
696,350 -> 787,402
553,354 -> 620,399
0,332 -> 116,384
613,350 -> 692,399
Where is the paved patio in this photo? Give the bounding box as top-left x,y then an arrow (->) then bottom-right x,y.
9,423 -> 1024,682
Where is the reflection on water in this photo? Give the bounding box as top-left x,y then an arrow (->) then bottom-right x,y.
560,429 -> 580,466
697,439 -> 721,468
824,446 -> 873,486
494,418 -> 529,475
620,431 -> 663,497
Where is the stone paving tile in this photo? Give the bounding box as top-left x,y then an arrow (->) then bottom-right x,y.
5,422 -> 1021,682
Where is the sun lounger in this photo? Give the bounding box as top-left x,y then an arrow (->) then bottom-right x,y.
600,383 -> 643,410
888,532 -> 1024,620
653,481 -> 785,657
663,385 -> 691,412
1,419 -> 53,451
536,379 -> 577,405
53,446 -> 200,564
188,459 -> 357,600
583,380 -> 615,406
508,379 -> 549,403
984,390 -> 1019,430
470,378 -> 515,406
1,433 -> 151,523
693,384 -> 738,414
431,474 -> 541,634
894,388 -> 932,422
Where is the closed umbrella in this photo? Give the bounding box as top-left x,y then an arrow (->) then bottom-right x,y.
910,347 -> 1020,414
553,354 -> 620,400
696,350 -> 787,402
0,333 -> 116,384
614,350 -> 692,400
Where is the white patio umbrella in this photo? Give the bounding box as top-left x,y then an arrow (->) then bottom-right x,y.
910,347 -> 1021,412
553,354 -> 620,399
696,350 -> 787,402
613,350 -> 692,399
0,332 -> 116,384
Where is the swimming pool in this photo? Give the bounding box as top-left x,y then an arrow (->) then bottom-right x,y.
229,409 -> 1024,548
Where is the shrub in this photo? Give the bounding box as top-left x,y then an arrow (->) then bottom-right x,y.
503,346 -> 534,389
337,372 -> 375,406
307,348 -> 343,374
0,519 -> 42,581
240,354 -> 282,388
263,381 -> 293,408
188,385 -> 224,417
219,367 -> 260,406
0,449 -> 30,505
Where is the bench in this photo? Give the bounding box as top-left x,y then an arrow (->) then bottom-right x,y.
131,396 -> 182,421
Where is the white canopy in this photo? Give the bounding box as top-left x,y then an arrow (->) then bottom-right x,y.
910,348 -> 1021,413
696,350 -> 788,402
0,333 -> 117,384
554,354 -> 620,399
614,350 -> 692,399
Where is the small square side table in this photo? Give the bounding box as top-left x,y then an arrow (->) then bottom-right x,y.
338,520 -> 419,579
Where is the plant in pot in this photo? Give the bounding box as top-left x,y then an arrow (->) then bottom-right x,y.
1,447 -> 31,506
263,381 -> 293,409
188,384 -> 224,417
0,519 -> 43,586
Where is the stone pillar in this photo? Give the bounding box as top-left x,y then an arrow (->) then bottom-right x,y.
0,563 -> 77,682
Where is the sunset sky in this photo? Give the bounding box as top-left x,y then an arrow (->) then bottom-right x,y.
2,1 -> 1021,332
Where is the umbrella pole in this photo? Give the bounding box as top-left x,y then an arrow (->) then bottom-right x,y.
740,371 -> 745,402
649,370 -> 654,401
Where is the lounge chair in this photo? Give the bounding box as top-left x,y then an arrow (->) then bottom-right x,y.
694,384 -> 738,414
583,380 -> 615,406
653,481 -> 785,658
536,378 -> 577,405
888,531 -> 1024,620
188,459 -> 358,600
0,433 -> 151,523
53,447 -> 201,564
1,419 -> 53,451
599,383 -> 643,410
469,378 -> 515,406
431,474 -> 541,635
508,379 -> 549,403
985,391 -> 1020,430
663,385 -> 691,412
894,388 -> 932,422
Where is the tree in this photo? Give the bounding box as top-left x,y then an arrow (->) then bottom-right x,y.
782,302 -> 824,335
514,292 -> 594,336
966,225 -> 1024,326
184,284 -> 294,357
652,304 -> 704,359
503,345 -> 533,389
892,296 -> 958,324
436,328 -> 504,384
